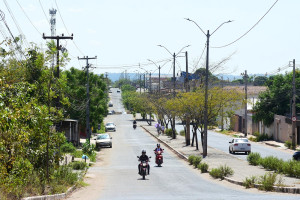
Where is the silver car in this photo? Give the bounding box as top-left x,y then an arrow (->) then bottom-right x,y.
229,138 -> 251,154
105,122 -> 116,132
95,134 -> 112,148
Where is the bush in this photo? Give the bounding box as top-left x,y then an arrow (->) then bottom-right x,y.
243,176 -> 257,189
282,160 -> 300,178
197,162 -> 209,173
188,155 -> 196,165
258,172 -> 277,191
72,150 -> 83,158
209,165 -> 234,180
259,156 -> 283,171
209,168 -> 222,179
247,152 -> 261,166
60,142 -> 76,154
179,130 -> 185,136
252,132 -> 270,142
192,156 -> 202,168
82,141 -> 95,155
284,141 -> 292,149
52,165 -> 78,186
69,161 -> 87,170
165,128 -> 177,137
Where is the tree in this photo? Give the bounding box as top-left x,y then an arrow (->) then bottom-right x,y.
253,76 -> 268,86
253,72 -> 300,126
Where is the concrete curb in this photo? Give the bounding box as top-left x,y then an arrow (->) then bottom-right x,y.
22,168 -> 88,200
141,125 -> 300,194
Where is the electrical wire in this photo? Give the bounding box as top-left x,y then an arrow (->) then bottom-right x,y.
3,0 -> 30,48
54,0 -> 85,56
212,0 -> 279,49
39,0 -> 50,24
15,0 -> 42,36
192,44 -> 206,73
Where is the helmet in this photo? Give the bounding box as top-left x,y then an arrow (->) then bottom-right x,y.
142,150 -> 146,154
157,143 -> 160,147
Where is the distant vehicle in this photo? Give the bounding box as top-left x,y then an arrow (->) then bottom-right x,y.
117,90 -> 120,93
109,90 -> 112,93
229,138 -> 251,154
108,111 -> 113,115
109,101 -> 113,107
293,151 -> 300,161
105,122 -> 116,132
95,133 -> 112,148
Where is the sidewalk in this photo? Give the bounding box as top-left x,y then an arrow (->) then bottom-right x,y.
140,121 -> 300,194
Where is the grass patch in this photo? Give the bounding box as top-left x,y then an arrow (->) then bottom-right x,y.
258,172 -> 277,191
179,130 -> 185,136
197,162 -> 209,173
209,165 -> 234,180
243,176 -> 257,189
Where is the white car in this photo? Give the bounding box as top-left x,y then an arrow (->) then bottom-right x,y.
95,133 -> 112,148
105,122 -> 116,132
229,138 -> 251,154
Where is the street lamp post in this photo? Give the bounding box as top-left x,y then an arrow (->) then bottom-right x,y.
186,18 -> 232,157
148,59 -> 171,95
158,45 -> 190,139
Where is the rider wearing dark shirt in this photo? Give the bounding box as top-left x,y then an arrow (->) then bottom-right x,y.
138,150 -> 150,174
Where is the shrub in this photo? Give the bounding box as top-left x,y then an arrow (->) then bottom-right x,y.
282,160 -> 300,178
209,165 -> 234,180
243,176 -> 257,189
72,150 -> 83,158
82,141 -> 95,155
209,168 -> 222,179
284,141 -> 292,149
247,152 -> 261,166
259,156 -> 282,171
179,130 -> 185,136
219,165 -> 234,180
253,132 -> 270,141
188,155 -> 196,165
258,172 -> 277,191
192,156 -> 202,168
165,128 -> 177,137
52,165 -> 78,186
69,161 -> 87,170
60,142 -> 76,154
197,162 -> 209,173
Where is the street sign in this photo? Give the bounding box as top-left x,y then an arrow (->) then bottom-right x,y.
292,116 -> 296,122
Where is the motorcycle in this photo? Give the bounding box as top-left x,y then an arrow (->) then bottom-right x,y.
133,124 -> 137,129
137,156 -> 151,180
154,149 -> 164,167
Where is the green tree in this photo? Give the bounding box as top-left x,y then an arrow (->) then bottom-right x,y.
253,72 -> 300,126
253,76 -> 268,86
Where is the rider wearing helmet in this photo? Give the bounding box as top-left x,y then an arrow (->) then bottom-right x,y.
138,150 -> 150,174
154,143 -> 163,153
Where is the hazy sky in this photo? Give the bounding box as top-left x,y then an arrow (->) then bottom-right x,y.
0,0 -> 299,77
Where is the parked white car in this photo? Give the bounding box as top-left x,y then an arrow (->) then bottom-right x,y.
229,138 -> 251,154
95,133 -> 112,148
105,122 -> 116,132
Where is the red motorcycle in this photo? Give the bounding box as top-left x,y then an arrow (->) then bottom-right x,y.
154,149 -> 164,167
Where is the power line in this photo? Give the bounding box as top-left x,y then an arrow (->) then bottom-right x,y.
212,0 -> 279,49
54,0 -> 84,56
192,44 -> 206,73
38,0 -> 50,24
15,0 -> 42,36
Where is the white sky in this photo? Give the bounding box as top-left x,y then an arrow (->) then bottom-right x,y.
0,0 -> 299,77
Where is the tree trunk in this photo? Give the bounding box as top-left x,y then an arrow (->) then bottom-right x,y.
186,117 -> 190,146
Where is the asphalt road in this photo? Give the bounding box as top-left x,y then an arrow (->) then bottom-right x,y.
68,88 -> 299,200
174,124 -> 294,161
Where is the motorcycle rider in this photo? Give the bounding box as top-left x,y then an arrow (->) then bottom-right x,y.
138,150 -> 150,175
154,143 -> 163,153
133,119 -> 137,129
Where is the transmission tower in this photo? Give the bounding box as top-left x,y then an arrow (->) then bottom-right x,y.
49,9 -> 57,68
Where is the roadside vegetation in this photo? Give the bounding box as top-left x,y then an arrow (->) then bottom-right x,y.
247,153 -> 300,178
0,39 -> 107,199
209,165 -> 234,180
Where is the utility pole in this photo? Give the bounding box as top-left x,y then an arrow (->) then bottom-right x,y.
185,51 -> 190,145
158,65 -> 161,95
242,70 -> 248,137
149,72 -> 152,93
105,72 -> 109,91
172,52 -> 176,139
78,56 -> 97,144
221,76 -> 224,131
139,74 -> 142,94
43,33 -> 73,79
292,59 -> 296,150
144,73 -> 146,92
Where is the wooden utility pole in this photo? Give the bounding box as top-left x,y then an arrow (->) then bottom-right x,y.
78,56 -> 97,144
185,51 -> 190,145
43,33 -> 73,79
292,59 -> 296,150
172,53 -> 176,139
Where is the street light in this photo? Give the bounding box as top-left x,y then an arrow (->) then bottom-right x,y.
157,44 -> 190,139
147,59 -> 171,95
157,44 -> 190,97
185,18 -> 232,157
